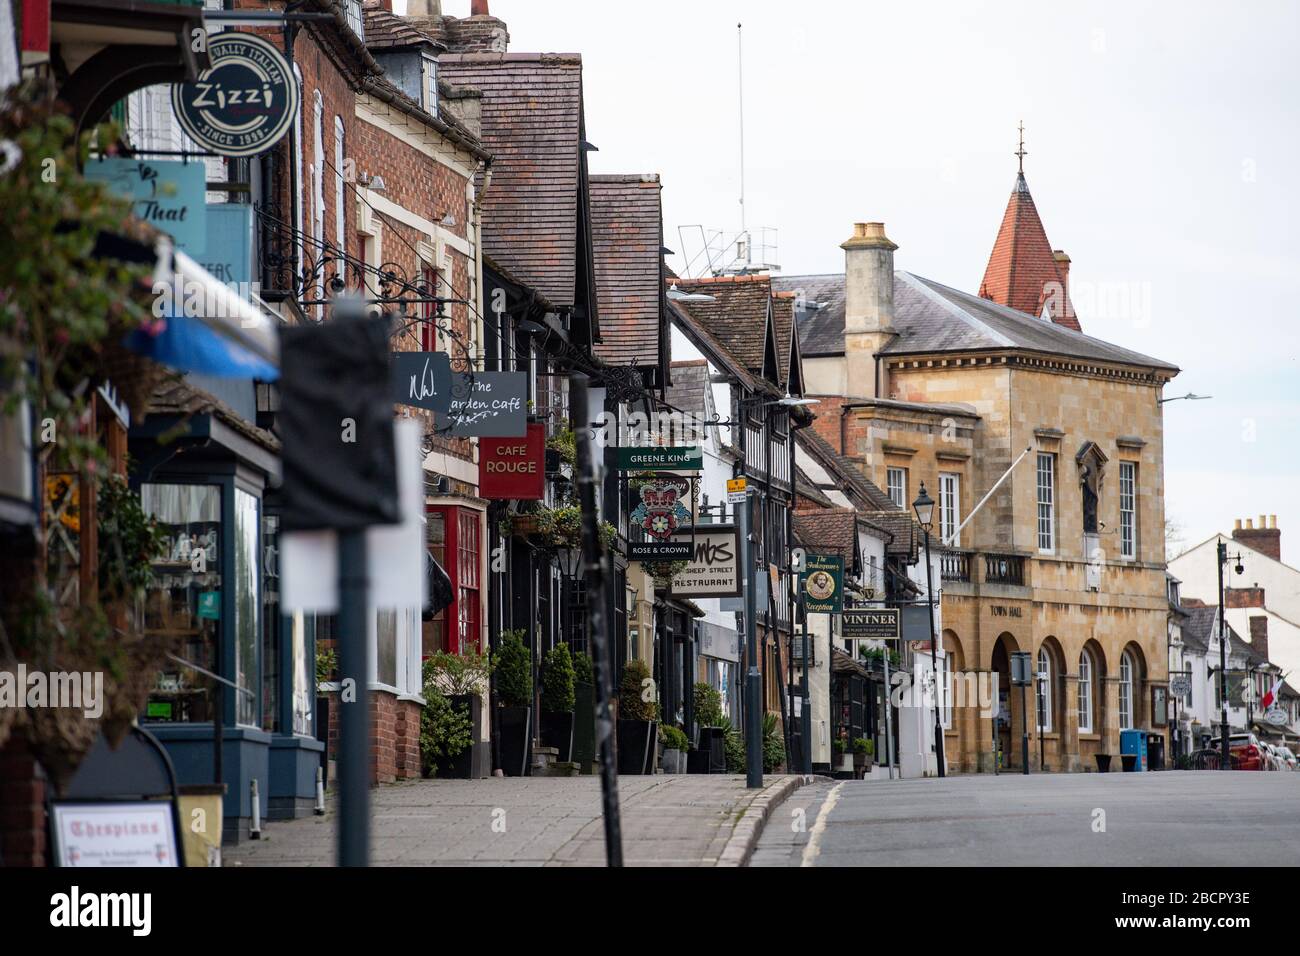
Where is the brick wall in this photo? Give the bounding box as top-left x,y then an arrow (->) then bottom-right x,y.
326,689 -> 423,785
1225,586 -> 1266,609
0,736 -> 47,867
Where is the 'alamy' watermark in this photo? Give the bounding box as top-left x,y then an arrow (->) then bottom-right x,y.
0,664 -> 104,719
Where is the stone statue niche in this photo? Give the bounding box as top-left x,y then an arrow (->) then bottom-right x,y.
1075,442 -> 1109,536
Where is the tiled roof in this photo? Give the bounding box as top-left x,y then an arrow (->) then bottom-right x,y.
773,271 -> 1177,372
590,174 -> 663,367
664,359 -> 708,416
147,376 -> 280,452
771,292 -> 795,390
439,52 -> 585,308
666,299 -> 768,397
794,508 -> 858,561
978,172 -> 1080,331
795,426 -> 914,559
794,467 -> 836,509
670,274 -> 773,377
362,2 -> 445,50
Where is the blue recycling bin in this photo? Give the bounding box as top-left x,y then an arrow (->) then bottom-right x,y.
1120,729 -> 1148,771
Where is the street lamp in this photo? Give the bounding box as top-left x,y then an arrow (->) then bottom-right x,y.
912,484 -> 945,778
556,545 -> 583,654
1158,392 -> 1212,405
1216,539 -> 1245,769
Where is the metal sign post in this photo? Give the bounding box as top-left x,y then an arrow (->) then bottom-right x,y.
735,476 -> 762,789
1011,651 -> 1032,775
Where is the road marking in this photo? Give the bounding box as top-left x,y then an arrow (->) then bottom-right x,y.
800,782 -> 845,867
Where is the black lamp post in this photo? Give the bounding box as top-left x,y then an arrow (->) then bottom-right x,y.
912,484 -> 945,778
1216,540 -> 1245,769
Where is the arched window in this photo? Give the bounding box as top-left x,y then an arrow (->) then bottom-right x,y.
1036,648 -> 1053,732
1119,650 -> 1135,729
1078,650 -> 1094,733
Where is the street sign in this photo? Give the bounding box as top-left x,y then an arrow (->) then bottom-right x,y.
799,553 -> 843,614
617,446 -> 703,471
479,424 -> 545,500
629,475 -> 693,560
173,32 -> 298,158
392,351 -> 453,413
85,158 -> 208,252
1169,672 -> 1192,699
438,370 -> 528,437
1264,705 -> 1288,727
842,607 -> 900,639
669,526 -> 740,597
726,476 -> 747,503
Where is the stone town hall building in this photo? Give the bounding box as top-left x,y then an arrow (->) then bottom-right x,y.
775,163 -> 1180,773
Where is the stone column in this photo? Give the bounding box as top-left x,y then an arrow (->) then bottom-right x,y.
1061,675 -> 1081,772
1103,676 -> 1122,758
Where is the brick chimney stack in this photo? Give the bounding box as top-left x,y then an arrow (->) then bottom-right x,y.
841,222 -> 897,400
1249,616 -> 1270,662
1232,514 -> 1281,562
440,0 -> 509,52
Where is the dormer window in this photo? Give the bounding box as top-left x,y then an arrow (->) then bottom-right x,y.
422,54 -> 439,113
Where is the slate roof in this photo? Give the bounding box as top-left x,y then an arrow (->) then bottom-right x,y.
1180,604 -> 1266,663
664,359 -> 708,416
438,52 -> 585,308
979,172 -> 1079,331
772,270 -> 1177,372
670,274 -> 773,377
590,174 -> 664,367
793,508 -> 858,561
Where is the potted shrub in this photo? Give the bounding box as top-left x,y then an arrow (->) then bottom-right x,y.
496,630 -> 533,776
661,725 -> 689,774
617,659 -> 657,774
833,739 -> 853,774
689,682 -> 728,773
762,712 -> 786,774
572,651 -> 596,773
540,643 -> 576,762
419,684 -> 473,778
424,647 -> 495,778
852,737 -> 874,777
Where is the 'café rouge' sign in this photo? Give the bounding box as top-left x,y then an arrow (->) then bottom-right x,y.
479,424 -> 545,499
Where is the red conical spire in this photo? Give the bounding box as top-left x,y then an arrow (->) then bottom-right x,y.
978,126 -> 1080,332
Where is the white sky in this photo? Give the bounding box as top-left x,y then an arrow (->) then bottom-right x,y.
427,0 -> 1300,566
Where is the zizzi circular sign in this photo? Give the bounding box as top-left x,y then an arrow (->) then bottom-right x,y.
172,32 -> 297,158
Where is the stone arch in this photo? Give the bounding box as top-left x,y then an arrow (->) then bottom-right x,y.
1077,638 -> 1107,736
990,633 -> 1023,769
1036,636 -> 1066,735
1120,641 -> 1148,729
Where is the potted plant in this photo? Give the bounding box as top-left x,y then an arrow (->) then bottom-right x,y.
852,737 -> 874,777
539,643 -> 576,762
617,659 -> 658,774
762,712 -> 786,774
833,739 -> 853,774
424,647 -> 495,778
689,682 -> 727,773
496,630 -> 532,776
572,651 -> 596,773
419,683 -> 473,778
660,725 -> 689,774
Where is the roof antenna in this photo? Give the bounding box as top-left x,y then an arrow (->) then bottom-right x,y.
1016,119 -> 1027,174
737,22 -> 749,266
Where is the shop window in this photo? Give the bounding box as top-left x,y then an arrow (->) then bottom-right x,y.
457,510 -> 481,651
424,510 -> 447,655
142,484 -> 222,724
421,266 -> 440,352
232,489 -> 262,727
424,505 -> 482,655
376,608 -> 398,687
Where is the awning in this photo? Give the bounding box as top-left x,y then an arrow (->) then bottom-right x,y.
125,241 -> 280,380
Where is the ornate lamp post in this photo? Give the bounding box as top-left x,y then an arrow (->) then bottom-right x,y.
912,484 -> 945,778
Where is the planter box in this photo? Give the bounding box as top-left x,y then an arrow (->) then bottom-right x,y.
661,749 -> 686,774
617,719 -> 657,775
688,727 -> 727,774
540,710 -> 575,763
572,681 -> 596,772
497,705 -> 532,777
1095,753 -> 1112,773
432,694 -> 482,779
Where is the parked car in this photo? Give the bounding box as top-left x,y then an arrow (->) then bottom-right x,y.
1275,745 -> 1298,770
1228,733 -> 1266,770
1259,743 -> 1279,770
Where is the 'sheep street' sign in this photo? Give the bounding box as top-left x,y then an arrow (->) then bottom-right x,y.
479,424 -> 544,500
616,446 -> 703,471
669,527 -> 740,597
173,32 -> 298,157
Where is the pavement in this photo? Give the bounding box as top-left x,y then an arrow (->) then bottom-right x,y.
225,773 -> 803,867
751,770 -> 1300,866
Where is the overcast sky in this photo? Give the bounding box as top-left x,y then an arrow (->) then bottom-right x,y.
429,0 -> 1300,567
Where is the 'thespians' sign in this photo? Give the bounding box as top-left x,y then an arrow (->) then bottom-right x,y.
173,32 -> 298,158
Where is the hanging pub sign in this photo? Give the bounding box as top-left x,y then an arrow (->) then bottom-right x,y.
438,371 -> 528,437
799,553 -> 844,614
84,158 -> 207,252
616,446 -> 703,471
629,475 -> 694,560
392,351 -> 453,413
172,31 -> 298,158
480,424 -> 545,500
841,607 -> 900,639
668,526 -> 740,597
